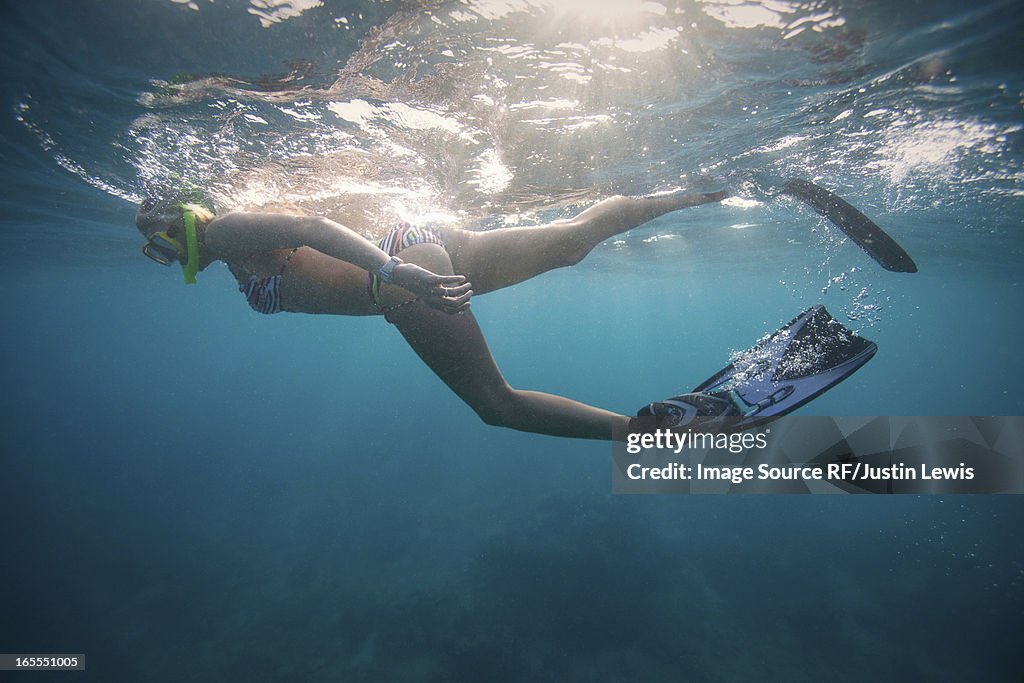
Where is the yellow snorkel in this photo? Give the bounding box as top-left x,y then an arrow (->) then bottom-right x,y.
180,205 -> 201,285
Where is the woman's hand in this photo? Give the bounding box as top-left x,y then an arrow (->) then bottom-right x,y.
391,262 -> 473,314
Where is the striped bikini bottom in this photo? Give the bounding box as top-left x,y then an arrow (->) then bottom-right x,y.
367,222 -> 447,318
239,247 -> 298,315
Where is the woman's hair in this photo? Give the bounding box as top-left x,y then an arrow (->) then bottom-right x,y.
182,202 -> 216,224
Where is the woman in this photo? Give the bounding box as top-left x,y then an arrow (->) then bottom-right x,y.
136,189 -> 729,440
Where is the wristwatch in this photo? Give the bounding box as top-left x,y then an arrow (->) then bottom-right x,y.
378,255 -> 403,283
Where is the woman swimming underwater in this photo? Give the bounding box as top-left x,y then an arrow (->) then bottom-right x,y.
136,189 -> 729,440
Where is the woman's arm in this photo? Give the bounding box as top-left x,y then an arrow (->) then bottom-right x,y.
206,212 -> 472,313
205,212 -> 389,273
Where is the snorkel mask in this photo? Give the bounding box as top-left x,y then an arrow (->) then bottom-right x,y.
142,230 -> 183,266
140,198 -> 207,284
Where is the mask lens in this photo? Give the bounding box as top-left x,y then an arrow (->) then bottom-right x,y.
143,233 -> 181,265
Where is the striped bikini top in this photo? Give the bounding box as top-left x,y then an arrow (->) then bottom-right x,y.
238,248 -> 298,315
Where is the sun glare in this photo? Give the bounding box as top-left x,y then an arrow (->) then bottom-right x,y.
465,0 -> 667,22
541,0 -> 668,20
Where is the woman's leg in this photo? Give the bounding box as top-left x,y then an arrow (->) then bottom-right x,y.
379,242 -> 628,440
447,190 -> 728,293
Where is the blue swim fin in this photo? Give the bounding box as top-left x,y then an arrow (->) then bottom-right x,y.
638,305 -> 876,429
782,178 -> 918,273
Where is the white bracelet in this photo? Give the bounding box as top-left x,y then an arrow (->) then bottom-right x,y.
378,255 -> 402,283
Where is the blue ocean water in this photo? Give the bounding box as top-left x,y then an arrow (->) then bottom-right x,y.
1,0 -> 1022,680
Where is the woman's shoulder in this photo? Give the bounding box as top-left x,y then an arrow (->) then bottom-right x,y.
202,207 -> 303,264
211,201 -> 309,221
243,201 -> 308,216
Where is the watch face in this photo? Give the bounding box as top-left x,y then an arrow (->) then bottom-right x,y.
380,256 -> 400,282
